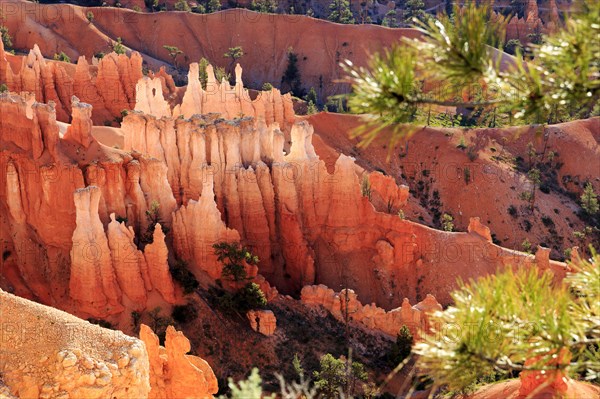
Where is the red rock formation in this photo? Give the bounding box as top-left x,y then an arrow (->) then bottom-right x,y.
368,171 -> 409,213
63,96 -> 94,148
140,324 -> 218,399
467,217 -> 492,242
171,63 -> 295,135
301,284 -> 442,338
144,223 -> 177,303
0,38 -> 146,125
107,213 -> 149,308
70,186 -> 124,316
247,310 -> 277,336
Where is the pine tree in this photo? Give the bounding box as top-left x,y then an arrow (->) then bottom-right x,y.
382,9 -> 398,27
328,0 -> 355,24
206,0 -> 221,12
403,0 -> 428,25
581,182 -> 599,215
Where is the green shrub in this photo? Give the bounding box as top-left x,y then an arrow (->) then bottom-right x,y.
53,52 -> 71,63
313,353 -> 368,398
213,242 -> 258,282
170,259 -> 199,295
389,325 -> 413,366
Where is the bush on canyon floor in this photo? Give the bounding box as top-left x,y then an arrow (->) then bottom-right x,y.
413,251 -> 600,390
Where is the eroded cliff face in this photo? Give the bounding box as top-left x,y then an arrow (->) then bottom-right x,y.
301,284 -> 442,338
0,93 -> 178,317
1,71 -> 570,320
0,39 -> 149,125
0,289 -> 218,399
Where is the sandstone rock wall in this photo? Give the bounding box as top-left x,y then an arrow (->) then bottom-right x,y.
0,289 -> 150,398
0,289 -> 218,399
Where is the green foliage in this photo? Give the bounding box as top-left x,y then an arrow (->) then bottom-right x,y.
292,353 -> 304,379
397,209 -> 405,220
163,45 -> 183,67
521,238 -> 532,253
382,9 -> 398,28
199,57 -> 232,86
148,307 -> 173,344
0,83 -> 7,93
112,37 -> 126,55
94,52 -> 105,60
170,259 -> 199,294
328,0 -> 355,24
306,101 -> 318,115
503,38 -> 523,56
86,11 -> 94,22
441,213 -> 454,232
236,282 -> 267,310
403,0 -> 428,25
463,167 -> 471,184
414,253 -> 600,390
224,46 -> 244,63
0,25 -> 12,50
174,0 -> 191,11
305,87 -> 318,104
581,182 -> 599,215
281,49 -> 303,97
213,242 -> 259,282
360,175 -> 371,200
250,0 -> 276,13
172,302 -> 199,324
210,282 -> 267,315
344,1 -> 600,146
193,0 -> 221,13
140,200 -> 169,246
343,46 -> 421,147
313,354 -> 368,398
389,325 -> 413,366
53,52 -> 71,63
198,57 -> 210,88
262,82 -> 273,91
221,368 -> 274,399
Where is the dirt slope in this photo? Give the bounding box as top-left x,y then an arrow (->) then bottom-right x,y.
307,112 -> 600,259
